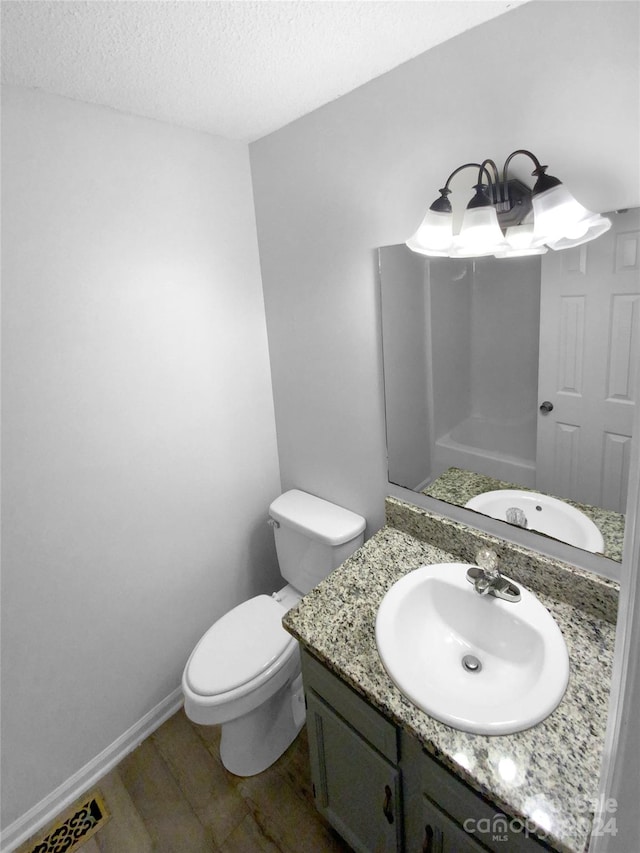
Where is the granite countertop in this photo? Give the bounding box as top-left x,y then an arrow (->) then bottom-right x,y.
422,467 -> 625,562
283,504 -> 619,853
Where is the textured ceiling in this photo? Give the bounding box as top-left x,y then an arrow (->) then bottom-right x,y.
1,1 -> 525,141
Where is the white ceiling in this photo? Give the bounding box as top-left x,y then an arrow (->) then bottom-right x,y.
1,0 -> 526,141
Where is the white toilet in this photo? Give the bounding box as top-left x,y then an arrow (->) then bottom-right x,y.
181,489 -> 366,776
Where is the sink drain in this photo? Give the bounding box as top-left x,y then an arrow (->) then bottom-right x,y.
462,654 -> 482,673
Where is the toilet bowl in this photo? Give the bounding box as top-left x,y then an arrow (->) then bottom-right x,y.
182,589 -> 304,775
182,489 -> 365,776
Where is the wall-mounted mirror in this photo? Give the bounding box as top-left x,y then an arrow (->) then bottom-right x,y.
379,208 -> 640,562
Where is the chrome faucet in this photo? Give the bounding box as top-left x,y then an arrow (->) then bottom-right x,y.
466,547 -> 521,602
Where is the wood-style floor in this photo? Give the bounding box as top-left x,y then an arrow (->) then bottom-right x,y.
23,710 -> 352,853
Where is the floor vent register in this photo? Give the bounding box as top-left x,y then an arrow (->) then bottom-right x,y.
19,792 -> 110,853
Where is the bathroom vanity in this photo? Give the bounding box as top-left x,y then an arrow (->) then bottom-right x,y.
303,649 -> 547,852
283,498 -> 619,853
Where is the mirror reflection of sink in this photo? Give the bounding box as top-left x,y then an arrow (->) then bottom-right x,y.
375,563 -> 569,735
465,489 -> 605,553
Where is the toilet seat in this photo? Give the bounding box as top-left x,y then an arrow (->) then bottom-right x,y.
185,595 -> 296,697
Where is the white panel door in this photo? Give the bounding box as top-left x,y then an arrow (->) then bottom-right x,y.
536,208 -> 640,512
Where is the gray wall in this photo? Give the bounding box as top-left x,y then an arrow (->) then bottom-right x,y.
1,87 -> 282,829
379,246 -> 432,489
250,0 -> 640,535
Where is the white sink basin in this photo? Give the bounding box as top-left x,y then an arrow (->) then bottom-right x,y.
375,563 -> 569,735
465,489 -> 605,553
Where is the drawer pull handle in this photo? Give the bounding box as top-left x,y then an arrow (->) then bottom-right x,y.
422,824 -> 434,852
382,785 -> 394,824
423,824 -> 444,852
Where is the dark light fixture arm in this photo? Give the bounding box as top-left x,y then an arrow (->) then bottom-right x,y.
503,149 -> 564,197
503,149 -> 544,180
441,162 -> 494,193
430,162 -> 492,213
429,162 -> 497,214
490,150 -> 549,223
481,158 -> 502,202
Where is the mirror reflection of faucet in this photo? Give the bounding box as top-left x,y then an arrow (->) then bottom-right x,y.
505,506 -> 528,528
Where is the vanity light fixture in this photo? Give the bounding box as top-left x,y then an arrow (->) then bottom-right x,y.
406,149 -> 611,259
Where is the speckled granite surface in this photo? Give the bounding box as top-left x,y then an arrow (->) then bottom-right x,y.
422,467 -> 625,562
386,497 -> 619,624
283,499 -> 619,853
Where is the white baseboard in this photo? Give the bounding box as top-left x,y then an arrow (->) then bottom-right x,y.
1,687 -> 184,853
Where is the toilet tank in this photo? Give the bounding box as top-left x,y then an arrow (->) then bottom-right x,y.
269,490 -> 366,595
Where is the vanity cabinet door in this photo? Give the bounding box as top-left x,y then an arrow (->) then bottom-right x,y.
306,689 -> 402,853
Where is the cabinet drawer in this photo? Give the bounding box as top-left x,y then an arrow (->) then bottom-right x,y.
421,794 -> 492,852
416,739 -> 551,852
301,649 -> 398,763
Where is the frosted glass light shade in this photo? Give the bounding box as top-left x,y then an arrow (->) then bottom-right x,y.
451,205 -> 507,257
546,214 -> 612,250
495,224 -> 548,258
406,208 -> 454,255
532,184 -> 600,244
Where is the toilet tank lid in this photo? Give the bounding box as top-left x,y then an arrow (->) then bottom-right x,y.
269,489 -> 365,546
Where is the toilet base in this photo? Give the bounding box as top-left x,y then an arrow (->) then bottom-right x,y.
219,674 -> 305,776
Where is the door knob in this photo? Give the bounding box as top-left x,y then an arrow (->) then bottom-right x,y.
539,401 -> 554,414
